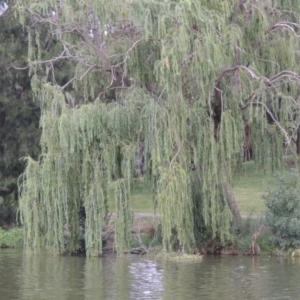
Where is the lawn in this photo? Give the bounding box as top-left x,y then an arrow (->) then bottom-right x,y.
108,179 -> 153,213
233,157 -> 296,215
131,179 -> 153,213
109,159 -> 294,216
232,161 -> 274,216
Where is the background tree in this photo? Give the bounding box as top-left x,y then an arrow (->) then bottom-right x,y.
0,1 -> 40,226
0,0 -> 74,226
15,0 -> 300,255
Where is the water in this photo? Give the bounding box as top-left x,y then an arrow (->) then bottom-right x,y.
0,249 -> 300,300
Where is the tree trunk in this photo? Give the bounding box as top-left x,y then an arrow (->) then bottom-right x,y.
296,127 -> 300,156
219,164 -> 242,227
223,177 -> 242,227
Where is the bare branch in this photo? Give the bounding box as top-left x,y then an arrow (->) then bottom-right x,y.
131,224 -> 148,254
216,64 -> 300,148
11,48 -> 78,71
268,22 -> 300,37
269,70 -> 300,82
253,100 -> 292,145
215,65 -> 263,86
61,65 -> 96,90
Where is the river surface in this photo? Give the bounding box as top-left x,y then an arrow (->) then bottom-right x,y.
0,249 -> 300,299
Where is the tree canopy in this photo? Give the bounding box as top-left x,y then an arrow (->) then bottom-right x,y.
14,0 -> 300,255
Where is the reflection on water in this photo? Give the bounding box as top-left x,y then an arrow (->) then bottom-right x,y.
0,249 -> 300,299
129,258 -> 164,299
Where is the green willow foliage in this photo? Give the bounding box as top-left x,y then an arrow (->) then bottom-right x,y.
16,0 -> 300,255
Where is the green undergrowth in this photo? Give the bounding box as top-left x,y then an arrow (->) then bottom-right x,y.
233,217 -> 275,255
0,227 -> 23,248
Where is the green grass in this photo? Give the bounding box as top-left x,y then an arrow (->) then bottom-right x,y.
106,158 -> 296,216
232,161 -> 274,215
233,156 -> 297,215
107,179 -> 154,213
126,162 -> 275,215
131,179 -> 154,213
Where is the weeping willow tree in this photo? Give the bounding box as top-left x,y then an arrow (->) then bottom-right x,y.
15,0 -> 300,255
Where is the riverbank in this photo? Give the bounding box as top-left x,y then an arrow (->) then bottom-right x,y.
102,214 -> 284,257
0,216 -> 292,258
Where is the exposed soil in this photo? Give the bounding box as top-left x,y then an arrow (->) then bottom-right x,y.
102,214 -> 159,252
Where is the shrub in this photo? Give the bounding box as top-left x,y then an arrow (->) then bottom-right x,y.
264,170 -> 300,249
0,227 -> 23,248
